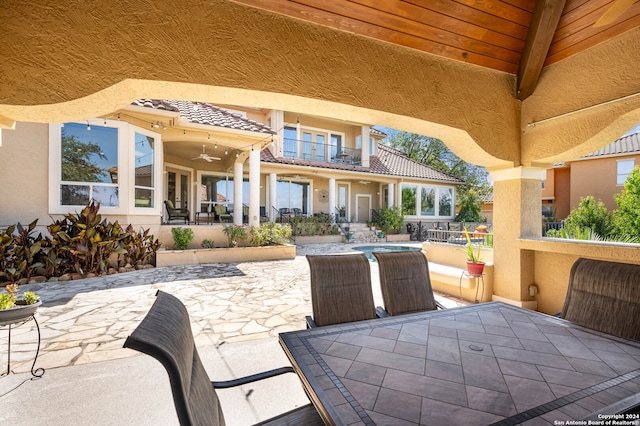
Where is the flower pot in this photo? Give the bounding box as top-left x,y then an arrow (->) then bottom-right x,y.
466,261 -> 485,276
0,300 -> 42,326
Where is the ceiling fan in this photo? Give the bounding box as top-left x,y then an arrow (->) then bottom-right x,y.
191,145 -> 221,162
594,0 -> 637,27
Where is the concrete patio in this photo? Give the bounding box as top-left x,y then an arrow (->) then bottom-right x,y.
0,242 -> 462,425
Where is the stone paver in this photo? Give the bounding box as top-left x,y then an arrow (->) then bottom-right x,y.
0,242 -> 462,373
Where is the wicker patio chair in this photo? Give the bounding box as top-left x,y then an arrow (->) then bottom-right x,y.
561,258 -> 640,341
373,250 -> 445,316
306,253 -> 377,327
124,290 -> 322,426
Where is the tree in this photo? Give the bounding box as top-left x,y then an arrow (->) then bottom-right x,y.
383,129 -> 490,217
564,196 -> 613,238
612,167 -> 640,239
61,134 -> 108,182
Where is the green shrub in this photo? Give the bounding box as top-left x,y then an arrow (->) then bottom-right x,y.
288,215 -> 339,236
250,223 -> 292,246
222,224 -> 248,247
564,196 -> 613,239
171,227 -> 194,250
201,239 -> 215,248
376,207 -> 404,233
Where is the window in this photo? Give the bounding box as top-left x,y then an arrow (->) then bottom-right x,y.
401,183 -> 455,218
200,174 -> 249,211
277,179 -> 310,214
330,134 -> 342,159
59,123 -> 119,207
401,185 -> 417,215
356,135 -> 375,154
283,126 -> 297,158
617,159 -> 635,185
133,131 -> 155,208
421,187 -> 435,216
439,187 -> 453,217
50,120 -> 161,215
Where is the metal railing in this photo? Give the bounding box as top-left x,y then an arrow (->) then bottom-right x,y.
426,229 -> 493,246
282,138 -> 362,166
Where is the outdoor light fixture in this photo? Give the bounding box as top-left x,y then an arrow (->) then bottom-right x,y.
86,121 -> 91,131
224,148 -> 228,155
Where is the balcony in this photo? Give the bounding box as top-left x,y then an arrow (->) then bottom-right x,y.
282,138 -> 362,166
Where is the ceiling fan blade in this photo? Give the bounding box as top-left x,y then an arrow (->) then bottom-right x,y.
594,0 -> 636,27
204,157 -> 213,162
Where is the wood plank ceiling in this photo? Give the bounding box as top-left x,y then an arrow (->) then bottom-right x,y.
233,0 -> 640,99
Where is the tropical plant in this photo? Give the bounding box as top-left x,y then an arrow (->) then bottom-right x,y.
46,201 -> 129,275
171,227 -> 194,250
458,227 -> 483,263
250,223 -> 292,246
455,189 -> 482,222
222,224 -> 248,247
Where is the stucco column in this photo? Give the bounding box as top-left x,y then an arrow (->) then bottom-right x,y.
233,161 -> 243,225
329,178 -> 336,221
388,183 -> 395,208
269,173 -> 277,222
249,149 -> 260,227
489,167 -> 546,310
361,125 -> 370,167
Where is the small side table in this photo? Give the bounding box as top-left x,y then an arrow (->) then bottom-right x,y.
459,271 -> 485,304
0,302 -> 45,378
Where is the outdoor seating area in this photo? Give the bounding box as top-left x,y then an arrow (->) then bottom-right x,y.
1,243 -> 639,425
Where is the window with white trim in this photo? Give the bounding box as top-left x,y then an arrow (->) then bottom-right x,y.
401,183 -> 455,218
617,159 -> 635,185
49,120 -> 162,215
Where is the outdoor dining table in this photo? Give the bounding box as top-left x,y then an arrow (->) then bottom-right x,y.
279,302 -> 640,425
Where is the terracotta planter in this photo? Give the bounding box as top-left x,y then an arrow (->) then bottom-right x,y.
466,261 -> 485,276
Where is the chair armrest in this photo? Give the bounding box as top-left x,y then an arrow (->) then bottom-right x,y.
375,306 -> 390,317
305,315 -> 317,329
436,301 -> 447,310
211,366 -> 295,389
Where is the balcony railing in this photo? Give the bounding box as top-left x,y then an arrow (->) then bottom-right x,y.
282,138 -> 362,166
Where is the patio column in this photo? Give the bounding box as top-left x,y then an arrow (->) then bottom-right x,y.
249,149 -> 260,227
269,173 -> 277,222
329,178 -> 336,221
233,161 -> 243,225
361,125 -> 370,167
489,167 -> 546,310
388,183 -> 395,208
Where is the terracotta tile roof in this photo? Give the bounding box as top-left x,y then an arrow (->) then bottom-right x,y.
371,144 -> 463,183
131,99 -> 275,134
261,143 -> 463,184
370,127 -> 387,137
582,131 -> 640,158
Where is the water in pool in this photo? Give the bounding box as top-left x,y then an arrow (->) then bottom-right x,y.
353,245 -> 421,262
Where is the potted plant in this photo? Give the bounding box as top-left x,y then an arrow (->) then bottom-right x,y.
0,284 -> 42,326
459,226 -> 485,276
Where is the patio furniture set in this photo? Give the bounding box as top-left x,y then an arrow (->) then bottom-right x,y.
125,254 -> 640,425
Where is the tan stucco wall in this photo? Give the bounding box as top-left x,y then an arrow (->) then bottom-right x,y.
569,156 -> 638,212
521,27 -> 640,166
0,122 -> 49,228
541,169 -> 554,199
520,239 -> 640,315
554,168 -> 571,221
0,0 -> 519,169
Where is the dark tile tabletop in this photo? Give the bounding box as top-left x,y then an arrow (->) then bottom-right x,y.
279,302 -> 640,425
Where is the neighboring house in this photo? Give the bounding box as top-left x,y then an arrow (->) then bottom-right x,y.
542,130 -> 640,221
0,100 -> 462,237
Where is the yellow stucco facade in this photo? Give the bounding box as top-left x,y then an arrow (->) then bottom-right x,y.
2,0 -> 640,311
